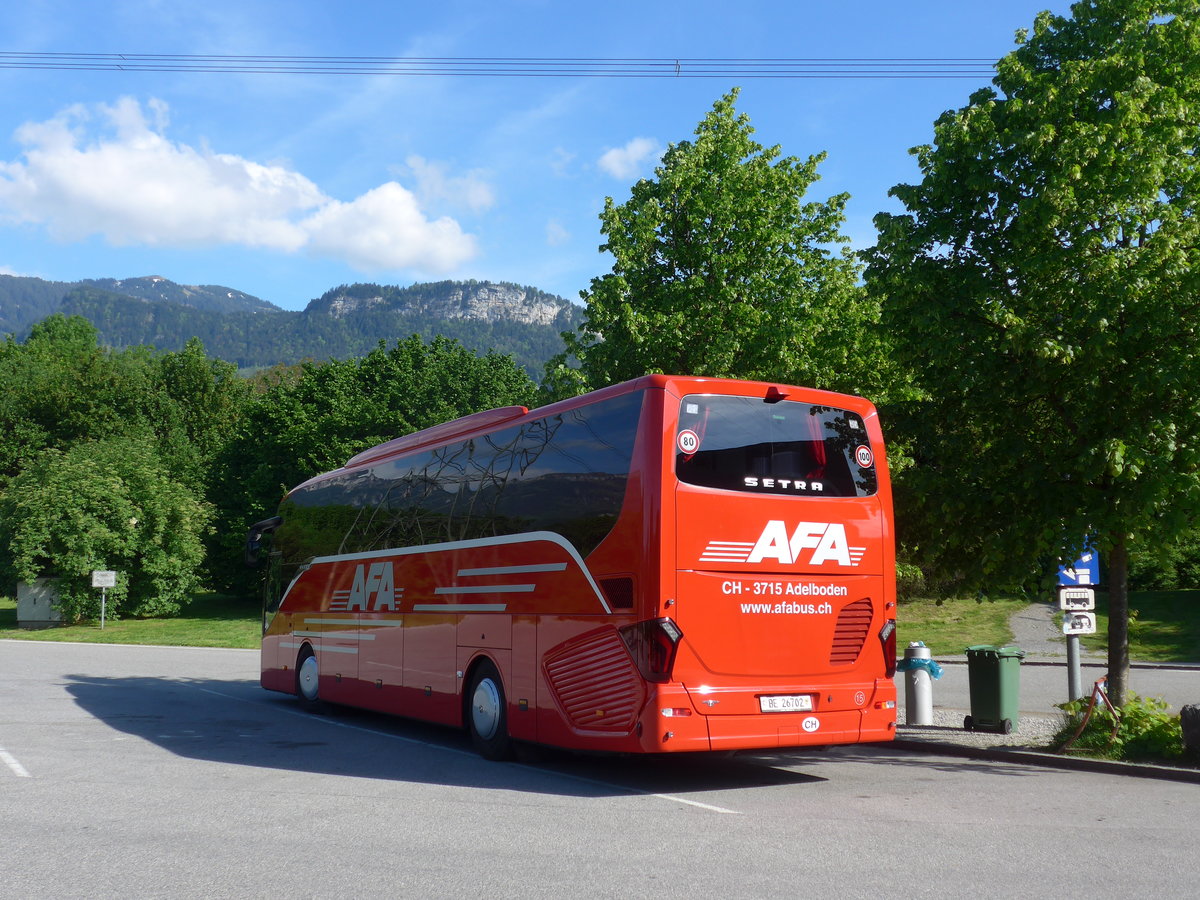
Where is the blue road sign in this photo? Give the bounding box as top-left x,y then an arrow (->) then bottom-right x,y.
1058,547 -> 1100,586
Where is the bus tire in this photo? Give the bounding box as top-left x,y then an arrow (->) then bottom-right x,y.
296,646 -> 321,710
466,660 -> 513,761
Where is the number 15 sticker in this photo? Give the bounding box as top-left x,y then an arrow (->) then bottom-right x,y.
678,429 -> 700,455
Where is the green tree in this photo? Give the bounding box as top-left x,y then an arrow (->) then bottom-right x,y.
867,0 -> 1200,705
0,436 -> 212,621
153,337 -> 250,493
0,315 -> 155,480
0,317 -> 247,491
551,89 -> 889,400
0,317 -> 248,618
209,335 -> 538,595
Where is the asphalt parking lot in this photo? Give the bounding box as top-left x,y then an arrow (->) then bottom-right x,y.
4,639 -> 1200,899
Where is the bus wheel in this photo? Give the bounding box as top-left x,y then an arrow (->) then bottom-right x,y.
296,648 -> 321,709
467,661 -> 513,761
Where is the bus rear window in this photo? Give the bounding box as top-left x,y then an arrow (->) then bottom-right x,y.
675,395 -> 877,497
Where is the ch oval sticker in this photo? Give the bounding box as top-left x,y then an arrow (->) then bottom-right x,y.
802,716 -> 820,733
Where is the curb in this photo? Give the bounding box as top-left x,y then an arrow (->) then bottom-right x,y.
924,657 -> 1200,671
891,738 -> 1200,784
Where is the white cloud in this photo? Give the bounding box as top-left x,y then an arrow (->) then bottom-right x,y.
405,154 -> 495,214
303,182 -> 476,272
0,97 -> 478,273
598,137 -> 662,180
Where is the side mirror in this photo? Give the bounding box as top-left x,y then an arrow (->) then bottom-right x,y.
245,516 -> 283,568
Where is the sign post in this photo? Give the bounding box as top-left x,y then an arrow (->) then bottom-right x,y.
91,570 -> 117,629
1058,586 -> 1097,701
1058,549 -> 1099,702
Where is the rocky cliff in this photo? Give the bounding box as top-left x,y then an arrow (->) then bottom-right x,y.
309,280 -> 576,328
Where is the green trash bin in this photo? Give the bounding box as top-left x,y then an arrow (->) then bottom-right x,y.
963,645 -> 1025,734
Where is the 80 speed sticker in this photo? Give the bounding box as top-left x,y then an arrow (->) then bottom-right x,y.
678,429 -> 700,455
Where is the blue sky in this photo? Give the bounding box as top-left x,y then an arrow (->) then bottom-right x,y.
0,0 -> 1076,312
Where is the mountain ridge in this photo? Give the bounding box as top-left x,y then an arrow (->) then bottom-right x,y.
1,274 -> 583,376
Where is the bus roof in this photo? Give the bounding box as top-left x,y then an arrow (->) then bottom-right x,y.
289,374 -> 878,493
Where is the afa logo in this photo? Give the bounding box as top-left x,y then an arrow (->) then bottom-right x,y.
331,561 -> 402,611
700,520 -> 866,568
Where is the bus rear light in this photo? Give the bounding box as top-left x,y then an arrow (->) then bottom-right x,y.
619,617 -> 684,684
876,700 -> 896,710
661,708 -> 692,717
879,619 -> 897,677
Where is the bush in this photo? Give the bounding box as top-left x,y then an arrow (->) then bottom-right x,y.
1128,527 -> 1200,590
0,436 -> 212,621
896,562 -> 926,599
1054,692 -> 1184,762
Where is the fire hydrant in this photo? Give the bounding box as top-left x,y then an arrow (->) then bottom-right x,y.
897,641 -> 943,726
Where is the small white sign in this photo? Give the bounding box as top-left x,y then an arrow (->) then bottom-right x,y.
1058,586 -> 1095,611
1062,611 -> 1097,635
91,570 -> 117,588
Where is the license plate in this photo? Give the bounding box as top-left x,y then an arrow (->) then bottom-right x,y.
759,694 -> 813,713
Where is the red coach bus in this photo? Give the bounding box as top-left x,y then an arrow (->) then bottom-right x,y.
251,375 -> 897,759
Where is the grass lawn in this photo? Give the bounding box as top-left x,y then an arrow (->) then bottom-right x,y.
1079,590 -> 1200,663
0,592 -> 260,649
900,590 -> 1200,663
896,595 -> 1030,657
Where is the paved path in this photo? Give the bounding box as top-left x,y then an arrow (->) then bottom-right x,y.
1006,600 -> 1103,660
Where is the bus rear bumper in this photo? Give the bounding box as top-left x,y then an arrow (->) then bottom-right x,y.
640,687 -> 896,753
705,708 -> 896,751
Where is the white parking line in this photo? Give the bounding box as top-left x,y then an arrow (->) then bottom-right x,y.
0,746 -> 31,778
198,686 -> 740,815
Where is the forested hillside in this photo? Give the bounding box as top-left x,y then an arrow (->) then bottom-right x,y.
1,275 -> 583,375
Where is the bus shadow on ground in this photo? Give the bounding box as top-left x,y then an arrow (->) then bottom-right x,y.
63,672 -> 830,797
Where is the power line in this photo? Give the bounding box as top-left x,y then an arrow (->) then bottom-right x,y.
0,52 -> 998,79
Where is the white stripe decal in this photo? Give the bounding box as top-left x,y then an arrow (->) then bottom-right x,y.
435,584 -> 534,595
291,531 -> 612,615
457,562 -> 568,577
294,630 -> 375,641
699,541 -> 755,563
412,603 -> 508,613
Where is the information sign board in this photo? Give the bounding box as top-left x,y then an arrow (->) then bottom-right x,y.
1057,585 -> 1095,611
1062,611 -> 1097,635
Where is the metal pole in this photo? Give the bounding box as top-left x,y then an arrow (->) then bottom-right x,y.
100,587 -> 106,630
1066,633 -> 1082,701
